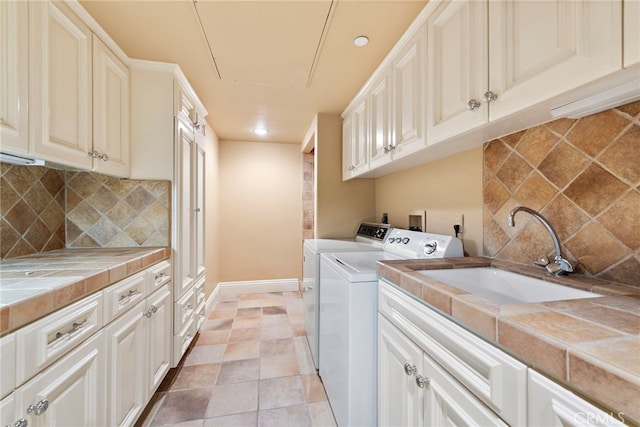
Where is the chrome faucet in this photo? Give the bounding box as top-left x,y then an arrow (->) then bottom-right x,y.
508,206 -> 574,275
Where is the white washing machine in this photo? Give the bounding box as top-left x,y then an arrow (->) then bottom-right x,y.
302,223 -> 392,371
319,229 -> 463,427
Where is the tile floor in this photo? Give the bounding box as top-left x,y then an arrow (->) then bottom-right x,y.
136,290 -> 337,427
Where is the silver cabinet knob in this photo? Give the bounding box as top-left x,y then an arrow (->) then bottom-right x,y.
403,363 -> 416,376
483,91 -> 498,103
26,399 -> 49,416
7,419 -> 28,427
467,99 -> 481,110
415,375 -> 430,388
100,153 -> 109,162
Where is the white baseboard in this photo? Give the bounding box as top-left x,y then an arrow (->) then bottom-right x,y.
215,278 -> 300,299
205,285 -> 221,315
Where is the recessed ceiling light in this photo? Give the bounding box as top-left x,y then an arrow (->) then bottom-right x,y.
353,36 -> 369,47
253,128 -> 269,136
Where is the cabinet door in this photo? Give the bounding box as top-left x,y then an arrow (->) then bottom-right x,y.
426,0 -> 488,145
146,285 -> 172,396
29,0 -> 92,169
175,117 -> 195,299
0,393 -> 19,427
194,141 -> 206,282
105,301 -> 146,427
0,0 -> 29,155
422,351 -> 507,427
489,0 -> 622,120
378,315 -> 423,427
352,99 -> 369,174
528,370 -> 626,427
392,25 -> 425,159
92,35 -> 130,178
342,113 -> 354,180
624,0 -> 640,67
369,69 -> 393,169
16,332 -> 106,427
0,333 -> 16,399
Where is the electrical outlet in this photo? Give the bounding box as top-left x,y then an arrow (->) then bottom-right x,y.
455,214 -> 464,231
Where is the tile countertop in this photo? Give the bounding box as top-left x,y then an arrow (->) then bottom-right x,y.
0,247 -> 171,335
377,257 -> 640,425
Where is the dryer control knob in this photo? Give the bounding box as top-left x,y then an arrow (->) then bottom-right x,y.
402,237 -> 410,244
424,241 -> 437,255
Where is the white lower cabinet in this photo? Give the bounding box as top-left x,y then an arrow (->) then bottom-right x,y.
15,332 -> 106,427
0,333 -> 16,399
528,370 -> 625,427
146,285 -> 172,396
378,280 -> 527,426
379,315 -> 506,427
0,393 -> 19,427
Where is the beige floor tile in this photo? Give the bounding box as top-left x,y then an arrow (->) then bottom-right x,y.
171,363 -> 220,390
208,309 -> 236,320
261,338 -> 296,357
261,324 -> 292,341
263,306 -> 287,315
260,354 -> 300,379
204,412 -> 258,427
261,314 -> 289,326
237,307 -> 262,317
206,381 -> 259,418
308,401 -> 336,427
301,374 -> 327,403
195,330 -> 230,346
258,404 -> 311,427
259,376 -> 306,410
224,341 -> 260,361
238,299 -> 263,308
229,327 -> 261,343
151,388 -> 212,425
214,301 -> 238,310
201,319 -> 233,332
217,359 -> 260,384
233,316 -> 262,329
184,345 -> 226,366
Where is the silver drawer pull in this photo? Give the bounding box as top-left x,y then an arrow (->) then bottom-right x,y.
403,363 -> 416,376
51,321 -> 85,345
26,399 -> 49,416
144,305 -> 158,318
184,333 -> 193,343
119,289 -> 140,305
155,272 -> 169,282
6,418 -> 28,427
185,304 -> 193,312
415,375 -> 430,388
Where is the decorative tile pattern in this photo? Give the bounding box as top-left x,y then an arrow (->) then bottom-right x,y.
483,101 -> 640,287
1,164 -> 65,258
65,171 -> 170,248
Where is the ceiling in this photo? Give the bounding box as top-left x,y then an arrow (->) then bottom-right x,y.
79,0 -> 428,144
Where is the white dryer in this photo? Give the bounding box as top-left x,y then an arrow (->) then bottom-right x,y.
319,230 -> 463,427
302,223 -> 392,371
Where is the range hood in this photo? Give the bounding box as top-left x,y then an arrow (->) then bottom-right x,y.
0,152 -> 45,166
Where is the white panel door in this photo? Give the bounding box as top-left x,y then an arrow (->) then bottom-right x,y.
146,285 -> 172,397
0,0 -> 29,155
422,351 -> 508,427
369,69 -> 393,169
342,113 -> 354,180
175,117 -> 195,299
16,332 -> 106,427
426,0 -> 488,145
352,98 -> 369,174
624,0 -> 640,67
194,141 -> 206,282
29,0 -> 92,169
378,315 -> 423,427
105,302 -> 146,427
0,393 -> 18,427
92,35 -> 129,178
489,0 -> 622,120
393,25 -> 425,159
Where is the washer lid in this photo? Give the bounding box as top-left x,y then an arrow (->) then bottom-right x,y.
322,251 -> 400,282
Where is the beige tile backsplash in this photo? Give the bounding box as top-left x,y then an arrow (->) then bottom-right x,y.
483,101 -> 640,287
1,166 -> 170,258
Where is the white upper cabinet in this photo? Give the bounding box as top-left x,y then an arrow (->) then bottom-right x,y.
29,0 -> 93,169
92,35 -> 130,177
426,0 -> 488,144
488,0 -> 622,121
369,68 -> 393,170
0,1 -> 29,155
392,25 -> 426,159
624,0 -> 639,67
342,97 -> 369,179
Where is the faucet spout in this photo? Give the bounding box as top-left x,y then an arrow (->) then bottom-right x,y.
508,206 -> 573,275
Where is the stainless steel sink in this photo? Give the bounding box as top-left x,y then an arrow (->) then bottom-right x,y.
417,267 -> 602,305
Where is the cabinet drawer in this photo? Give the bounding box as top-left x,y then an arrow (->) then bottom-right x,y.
528,370 -> 625,426
146,260 -> 172,294
195,300 -> 206,331
16,293 -> 103,386
0,333 -> 16,399
194,277 -> 205,307
174,287 -> 195,333
379,280 -> 527,426
174,316 -> 196,365
103,271 -> 146,324
0,392 -> 16,427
